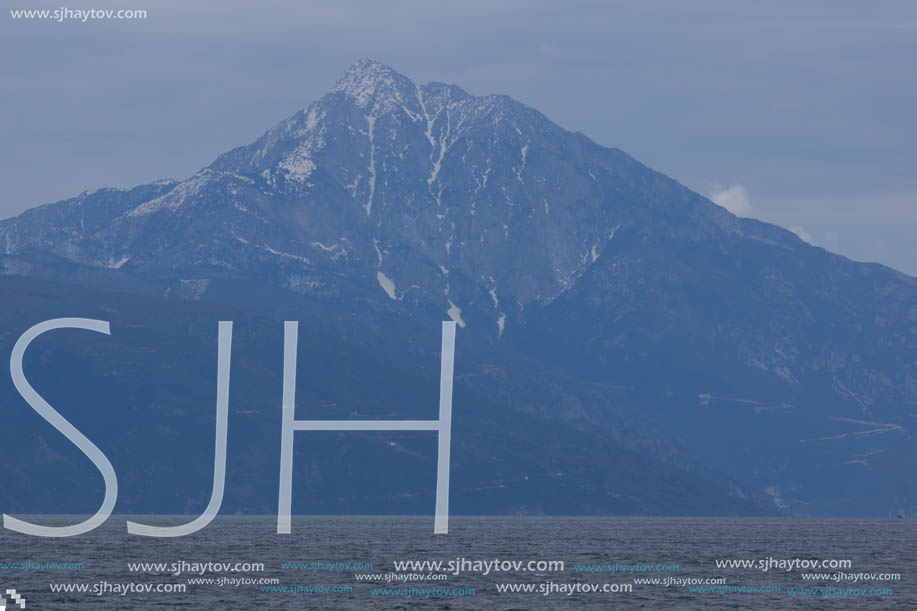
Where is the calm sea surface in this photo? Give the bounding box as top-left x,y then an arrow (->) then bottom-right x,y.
2,517 -> 914,609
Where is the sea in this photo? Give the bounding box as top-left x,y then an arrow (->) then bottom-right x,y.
1,516 -> 913,609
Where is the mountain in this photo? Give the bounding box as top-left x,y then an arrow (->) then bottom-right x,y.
2,58 -> 731,335
2,275 -> 761,517
1,59 -> 914,517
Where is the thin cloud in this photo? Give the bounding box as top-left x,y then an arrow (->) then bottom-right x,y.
789,225 -> 817,245
710,185 -> 752,217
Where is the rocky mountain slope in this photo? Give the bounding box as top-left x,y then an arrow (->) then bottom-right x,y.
1,59 -> 914,516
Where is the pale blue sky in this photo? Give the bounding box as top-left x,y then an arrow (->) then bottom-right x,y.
2,0 -> 915,274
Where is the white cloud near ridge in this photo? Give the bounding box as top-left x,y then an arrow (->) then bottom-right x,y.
711,184 -> 752,217
789,225 -> 817,245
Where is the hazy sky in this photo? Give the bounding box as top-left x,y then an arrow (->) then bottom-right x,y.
2,0 -> 915,274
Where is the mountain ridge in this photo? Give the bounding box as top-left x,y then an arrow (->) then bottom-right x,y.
1,59 -> 914,516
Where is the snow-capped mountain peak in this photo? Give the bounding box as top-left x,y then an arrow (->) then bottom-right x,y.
330,58 -> 419,111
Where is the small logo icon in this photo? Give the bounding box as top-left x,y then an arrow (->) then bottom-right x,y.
1,589 -> 26,610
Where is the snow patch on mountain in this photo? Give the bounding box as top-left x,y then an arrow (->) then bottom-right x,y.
515,144 -> 528,182
377,271 -> 398,300
365,114 -> 377,215
447,300 -> 466,327
105,255 -> 131,269
127,170 -> 217,216
332,58 -> 419,115
278,144 -> 318,182
262,245 -> 310,264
